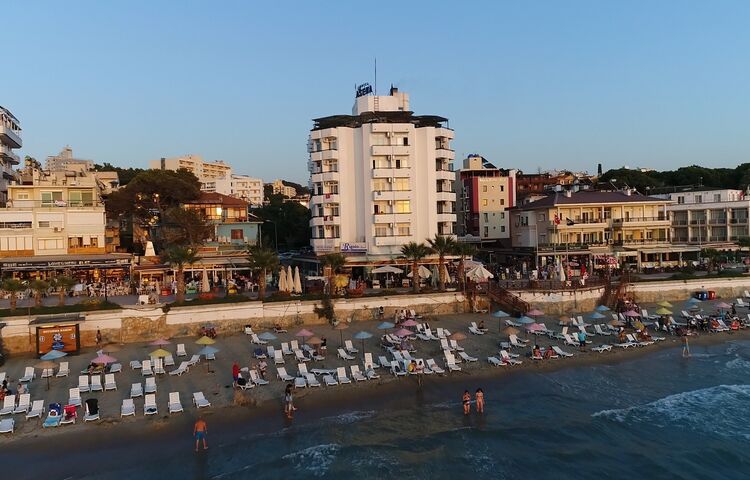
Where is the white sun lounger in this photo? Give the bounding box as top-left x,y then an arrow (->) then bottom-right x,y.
130,360 -> 142,370
297,363 -> 310,377
273,350 -> 285,365
163,354 -> 175,367
110,363 -> 122,373
144,377 -> 157,394
364,353 -> 378,370
169,361 -> 189,376
168,392 -> 183,414
121,398 -> 135,417
294,377 -> 306,388
594,325 -> 611,336
90,375 -> 103,392
509,335 -> 528,348
469,323 -> 485,335
592,344 -> 612,353
350,365 -> 367,382
176,344 -> 187,357
186,355 -> 200,367
336,367 -> 352,384
500,350 -> 522,365
378,356 -> 391,369
344,340 -> 359,354
84,402 -> 99,422
337,348 -> 355,361
294,349 -> 309,363
144,394 -> 158,415
19,367 -> 35,383
281,342 -> 293,355
141,360 -> 153,376
305,373 -> 321,387
551,346 -> 573,357
444,352 -> 461,372
13,394 -> 30,414
78,375 -> 90,393
56,362 -> 70,378
390,361 -> 407,377
421,358 -> 442,374
26,400 -> 44,420
290,340 -> 300,351
450,339 -> 465,352
130,383 -> 143,398
458,351 -> 478,362
323,374 -> 338,386
104,374 -> 117,391
251,334 -> 267,345
0,418 -> 14,434
276,367 -> 294,382
193,392 -> 211,408
249,370 -> 269,386
68,388 -> 81,407
487,356 -> 507,367
0,395 -> 15,415
152,358 -> 166,375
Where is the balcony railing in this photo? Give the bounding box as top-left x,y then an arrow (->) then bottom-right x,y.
5,200 -> 103,209
613,216 -> 668,223
0,221 -> 32,229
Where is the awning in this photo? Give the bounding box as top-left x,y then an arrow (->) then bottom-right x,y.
0,254 -> 132,271
639,246 -> 701,254
184,257 -> 251,272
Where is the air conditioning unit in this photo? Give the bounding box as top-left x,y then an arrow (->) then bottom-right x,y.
386,132 -> 392,137
386,177 -> 392,183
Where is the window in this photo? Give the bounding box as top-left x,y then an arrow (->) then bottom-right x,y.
231,229 -> 244,240
373,179 -> 389,191
402,137 -> 409,146
500,186 -> 504,192
316,226 -> 324,238
69,190 -> 94,206
16,192 -> 29,200
90,237 -> 98,247
68,237 -> 83,248
500,199 -> 505,205
483,226 -> 489,237
371,134 -> 389,146
482,185 -> 488,193
482,199 -> 488,207
372,157 -> 390,169
329,204 -> 340,216
714,194 -> 721,202
483,213 -> 489,222
501,226 -> 506,232
38,238 -> 62,250
696,195 -> 702,203
38,221 -> 50,228
375,224 -> 389,237
500,213 -> 505,219
394,200 -> 410,213
393,178 -> 410,191
677,196 -> 685,204
395,158 -> 409,169
396,223 -> 410,236
41,191 -> 63,206
316,205 -> 324,217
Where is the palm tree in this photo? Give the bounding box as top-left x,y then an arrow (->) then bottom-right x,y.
1,278 -> 24,312
427,234 -> 457,291
452,242 -> 477,292
161,246 -> 200,303
247,245 -> 279,300
401,242 -> 432,293
322,253 -> 346,295
52,276 -> 76,307
30,279 -> 50,308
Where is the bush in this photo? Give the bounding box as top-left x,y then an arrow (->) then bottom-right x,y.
0,301 -> 121,317
169,295 -> 255,308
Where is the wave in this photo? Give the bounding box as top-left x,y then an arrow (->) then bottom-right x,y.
592,384 -> 750,440
725,356 -> 750,371
320,410 -> 376,425
282,443 -> 341,477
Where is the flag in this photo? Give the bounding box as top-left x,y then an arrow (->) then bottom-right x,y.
554,214 -> 560,225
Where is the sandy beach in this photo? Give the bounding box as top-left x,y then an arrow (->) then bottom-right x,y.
1,297 -> 747,478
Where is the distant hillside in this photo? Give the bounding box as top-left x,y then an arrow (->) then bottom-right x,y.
599,164 -> 750,193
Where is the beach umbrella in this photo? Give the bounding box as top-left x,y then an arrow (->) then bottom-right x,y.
201,268 -> 210,293
526,323 -> 545,332
466,265 -> 494,282
334,322 -> 349,346
296,328 -> 314,344
353,330 -> 373,353
527,308 -> 544,317
716,302 -> 732,310
518,316 -> 535,324
197,345 -> 219,373
590,311 -> 606,320
149,348 -> 170,358
595,305 -> 611,312
492,310 -> 509,318
654,307 -> 672,316
400,319 -> 418,327
40,350 -> 67,361
149,338 -> 171,346
293,266 -> 303,294
502,326 -> 520,336
307,336 -> 323,346
687,297 -> 702,304
372,265 -> 404,274
196,335 -> 216,346
394,328 -> 413,338
407,265 -> 432,279
657,301 -> 673,308
92,353 -> 117,365
278,268 -> 288,293
449,332 -> 467,341
609,319 -> 625,327
623,310 -> 640,317
377,321 -> 395,331
35,360 -> 58,390
258,332 -> 277,341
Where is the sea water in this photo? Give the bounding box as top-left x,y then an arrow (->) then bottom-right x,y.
27,340 -> 750,479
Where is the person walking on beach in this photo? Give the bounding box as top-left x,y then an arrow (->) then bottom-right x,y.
232,361 -> 240,388
463,390 -> 471,415
577,330 -> 587,352
475,388 -> 484,414
284,384 -> 295,419
95,329 -> 102,346
194,417 -> 208,452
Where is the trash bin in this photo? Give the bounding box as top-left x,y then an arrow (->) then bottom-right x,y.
708,291 -> 717,300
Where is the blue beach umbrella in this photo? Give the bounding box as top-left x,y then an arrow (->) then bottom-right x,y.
41,350 -> 67,361
590,311 -> 606,320
258,332 -> 277,341
197,345 -> 220,373
518,316 -> 535,324
687,297 -> 702,304
353,331 -> 373,353
595,305 -> 610,312
492,310 -> 509,318
377,321 -> 395,330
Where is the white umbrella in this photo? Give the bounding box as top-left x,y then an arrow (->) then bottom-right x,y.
372,265 -> 404,274
407,265 -> 432,279
441,264 -> 450,284
466,265 -> 494,282
287,266 -> 294,293
455,259 -> 482,270
201,268 -> 210,293
558,261 -> 566,282
293,266 -> 302,294
279,268 -> 288,292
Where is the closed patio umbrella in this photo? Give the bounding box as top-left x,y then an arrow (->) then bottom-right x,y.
201,268 -> 210,293
293,266 -> 303,294
279,268 -> 288,293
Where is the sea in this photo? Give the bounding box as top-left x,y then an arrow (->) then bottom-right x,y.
23,339 -> 750,479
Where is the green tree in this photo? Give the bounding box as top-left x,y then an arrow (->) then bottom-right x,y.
452,242 -> 477,291
701,248 -> 721,274
401,242 -> 432,293
427,234 -> 456,291
322,253 -> 346,295
52,276 -> 76,307
30,279 -> 50,308
161,207 -> 214,247
1,278 -> 24,312
247,245 -> 279,300
598,168 -> 662,191
254,194 -> 311,250
161,246 -> 200,303
313,295 -> 337,326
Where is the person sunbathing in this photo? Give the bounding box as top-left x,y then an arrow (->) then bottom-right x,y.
543,348 -> 554,359
532,345 -> 542,359
731,319 -> 740,331
478,320 -> 486,332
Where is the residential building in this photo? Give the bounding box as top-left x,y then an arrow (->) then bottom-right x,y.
455,154 -> 516,242
307,86 -> 456,262
664,188 -> 750,245
230,175 -> 263,206
0,106 -> 22,205
45,146 -> 94,172
150,155 -> 233,195
271,179 -> 297,198
182,192 -> 261,248
509,189 -> 692,271
0,163 -> 106,257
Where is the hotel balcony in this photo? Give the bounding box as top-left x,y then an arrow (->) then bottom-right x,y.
436,191 -> 455,202
371,145 -> 410,156
373,212 -> 411,222
0,126 -> 22,149
435,148 -> 454,160
436,170 -> 455,182
310,215 -> 340,227
310,170 -> 339,183
0,145 -> 19,165
373,190 -> 410,201
437,213 -> 455,223
310,149 -> 338,162
309,193 -> 340,206
435,127 -> 454,139
612,216 -> 670,227
374,235 -> 410,247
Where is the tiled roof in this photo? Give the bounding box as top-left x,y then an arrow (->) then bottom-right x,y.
518,190 -> 670,210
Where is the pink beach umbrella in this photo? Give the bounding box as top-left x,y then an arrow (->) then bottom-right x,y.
526,323 -> 545,332
91,353 -> 117,365
527,308 -> 545,317
295,328 -> 314,344
149,338 -> 171,346
715,302 -> 732,310
394,328 -> 413,338
400,319 -> 418,327
623,310 -> 640,317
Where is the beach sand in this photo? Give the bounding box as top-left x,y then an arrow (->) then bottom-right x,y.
0,298 -> 746,475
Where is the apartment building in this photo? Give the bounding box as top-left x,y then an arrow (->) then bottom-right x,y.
307,86 -> 456,261
45,146 -> 94,171
455,154 -> 516,242
271,179 -> 297,198
150,155 -> 233,195
230,175 -> 263,206
182,192 -> 260,247
665,188 -> 750,245
510,189 -> 691,271
0,106 -> 22,205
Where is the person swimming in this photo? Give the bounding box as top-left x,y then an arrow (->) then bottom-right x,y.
463,390 -> 471,415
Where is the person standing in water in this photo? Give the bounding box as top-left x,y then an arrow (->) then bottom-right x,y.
194,417 -> 208,452
462,390 -> 471,415
284,384 -> 295,419
475,388 -> 484,414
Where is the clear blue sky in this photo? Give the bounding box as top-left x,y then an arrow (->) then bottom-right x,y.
5,1 -> 750,182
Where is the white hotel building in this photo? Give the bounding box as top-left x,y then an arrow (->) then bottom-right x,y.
308,87 -> 456,262
0,106 -> 22,205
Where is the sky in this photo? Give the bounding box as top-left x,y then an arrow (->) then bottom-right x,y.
4,1 -> 750,183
